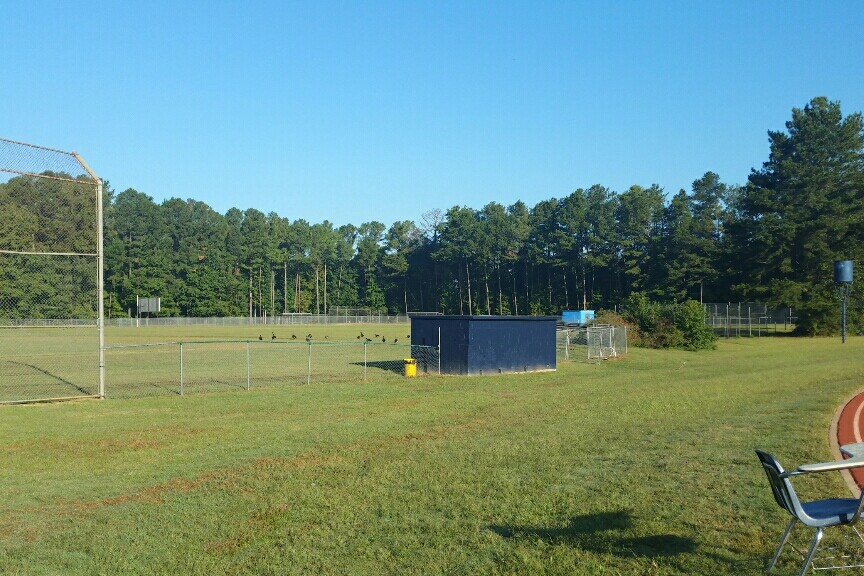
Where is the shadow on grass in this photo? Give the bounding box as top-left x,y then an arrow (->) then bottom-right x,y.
489,510 -> 695,558
350,360 -> 434,376
4,360 -> 95,396
350,360 -> 404,376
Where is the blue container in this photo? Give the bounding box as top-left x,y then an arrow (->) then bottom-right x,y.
562,310 -> 594,324
835,260 -> 854,283
410,315 -> 557,376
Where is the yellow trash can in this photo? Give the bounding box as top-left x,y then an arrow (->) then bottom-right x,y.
404,358 -> 417,378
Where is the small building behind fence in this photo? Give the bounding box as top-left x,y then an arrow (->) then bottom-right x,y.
410,315 -> 557,376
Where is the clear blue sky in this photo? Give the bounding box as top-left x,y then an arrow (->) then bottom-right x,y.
2,1 -> 863,228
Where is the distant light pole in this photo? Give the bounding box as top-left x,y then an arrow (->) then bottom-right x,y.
834,260 -> 854,343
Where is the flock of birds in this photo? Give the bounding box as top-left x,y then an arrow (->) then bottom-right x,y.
258,331 -> 410,343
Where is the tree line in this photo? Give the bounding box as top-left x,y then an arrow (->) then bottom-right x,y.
2,97 -> 862,336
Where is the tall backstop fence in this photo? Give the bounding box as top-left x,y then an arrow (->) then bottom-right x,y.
102,341 -> 439,399
0,138 -> 104,404
704,302 -> 797,337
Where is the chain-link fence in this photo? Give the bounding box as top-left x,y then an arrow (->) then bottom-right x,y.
557,325 -> 627,362
0,138 -> 103,404
103,340 -> 439,399
704,302 -> 797,337
109,314 -> 411,327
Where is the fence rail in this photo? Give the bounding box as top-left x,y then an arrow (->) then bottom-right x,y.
101,340 -> 439,399
0,315 -> 412,328
110,315 -> 411,327
2,316 -> 617,403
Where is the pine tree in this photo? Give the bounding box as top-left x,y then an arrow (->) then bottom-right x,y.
731,97 -> 864,335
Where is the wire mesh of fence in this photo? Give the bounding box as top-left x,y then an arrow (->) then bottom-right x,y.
0,327 -> 100,404
556,325 -> 627,362
0,138 -> 103,404
102,340 -> 440,399
704,302 -> 797,337
108,315 -> 411,327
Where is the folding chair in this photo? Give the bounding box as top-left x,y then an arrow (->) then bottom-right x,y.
756,449 -> 864,575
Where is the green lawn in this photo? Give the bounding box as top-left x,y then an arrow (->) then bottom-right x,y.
1,335 -> 862,574
1,323 -> 423,402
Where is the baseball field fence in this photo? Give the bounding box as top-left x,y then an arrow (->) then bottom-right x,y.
0,138 -> 104,404
704,302 -> 797,337
102,340 -> 440,399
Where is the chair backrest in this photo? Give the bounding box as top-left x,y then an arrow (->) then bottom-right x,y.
755,449 -> 803,518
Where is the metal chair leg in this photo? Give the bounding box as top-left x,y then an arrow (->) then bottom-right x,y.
767,518 -> 796,572
799,527 -> 824,576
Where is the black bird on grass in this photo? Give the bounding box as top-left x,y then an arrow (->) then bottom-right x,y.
360,331 -> 364,337
394,338 -> 398,343
381,336 -> 386,343
305,334 -> 313,342
324,335 -> 329,340
291,334 -> 297,340
374,334 -> 380,338
365,338 -> 372,342
271,332 -> 276,340
356,335 -> 361,339
258,334 -> 263,340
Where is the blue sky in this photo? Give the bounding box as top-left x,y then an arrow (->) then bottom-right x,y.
2,1 -> 863,228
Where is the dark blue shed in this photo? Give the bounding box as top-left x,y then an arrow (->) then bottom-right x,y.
410,315 -> 557,375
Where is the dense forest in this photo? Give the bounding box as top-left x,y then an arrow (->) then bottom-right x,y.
2,97 -> 863,335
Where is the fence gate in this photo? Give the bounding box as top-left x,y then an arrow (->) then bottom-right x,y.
0,138 -> 104,403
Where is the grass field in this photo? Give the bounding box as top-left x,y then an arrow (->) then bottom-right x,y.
1,323 -> 425,402
1,333 -> 863,574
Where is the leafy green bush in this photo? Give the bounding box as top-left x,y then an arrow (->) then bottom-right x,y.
618,293 -> 715,351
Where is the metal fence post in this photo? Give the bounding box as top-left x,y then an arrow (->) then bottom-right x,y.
179,342 -> 184,396
307,341 -> 312,385
246,341 -> 251,391
565,330 -> 570,361
364,341 -> 367,381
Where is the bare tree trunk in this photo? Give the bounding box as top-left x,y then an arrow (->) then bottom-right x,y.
484,261 -> 491,315
315,266 -> 320,314
582,258 -> 588,310
458,265 -> 464,315
513,270 -> 518,315
466,260 -> 473,316
563,267 -> 569,309
497,262 -> 503,314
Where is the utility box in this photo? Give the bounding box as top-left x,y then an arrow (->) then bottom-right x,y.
562,310 -> 594,325
410,315 -> 557,376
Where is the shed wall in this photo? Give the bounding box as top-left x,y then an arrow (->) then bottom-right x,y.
410,315 -> 556,376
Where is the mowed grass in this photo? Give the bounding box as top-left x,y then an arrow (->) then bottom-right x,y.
2,334 -> 864,574
1,323 -> 420,401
